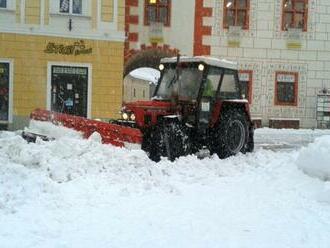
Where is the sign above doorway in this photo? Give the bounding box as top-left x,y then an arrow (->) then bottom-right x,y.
44,40 -> 92,56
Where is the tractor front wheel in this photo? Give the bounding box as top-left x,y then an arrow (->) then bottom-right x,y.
142,121 -> 191,162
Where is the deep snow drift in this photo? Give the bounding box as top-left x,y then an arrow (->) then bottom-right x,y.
1,123 -> 330,248
297,136 -> 330,181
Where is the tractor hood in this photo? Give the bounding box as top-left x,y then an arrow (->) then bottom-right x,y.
124,100 -> 173,110
122,100 -> 178,127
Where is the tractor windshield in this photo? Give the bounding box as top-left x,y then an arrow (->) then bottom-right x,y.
154,65 -> 203,101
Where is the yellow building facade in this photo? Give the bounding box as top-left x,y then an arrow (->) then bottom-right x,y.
0,0 -> 125,130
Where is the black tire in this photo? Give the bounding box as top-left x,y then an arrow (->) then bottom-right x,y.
141,126 -> 163,162
245,126 -> 254,153
142,121 -> 191,162
211,109 -> 250,159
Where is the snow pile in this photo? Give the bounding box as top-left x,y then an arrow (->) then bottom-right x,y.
25,120 -> 83,140
317,183 -> 330,204
1,125 -> 330,247
296,135 -> 330,181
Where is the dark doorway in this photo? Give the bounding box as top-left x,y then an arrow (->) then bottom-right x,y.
0,62 -> 9,123
51,65 -> 88,117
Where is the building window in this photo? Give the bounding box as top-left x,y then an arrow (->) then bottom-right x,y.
144,0 -> 171,26
51,65 -> 88,117
0,62 -> 9,122
60,0 -> 82,14
275,72 -> 298,106
223,0 -> 250,29
0,0 -> 6,8
282,0 -> 308,31
239,70 -> 252,103
133,88 -> 136,97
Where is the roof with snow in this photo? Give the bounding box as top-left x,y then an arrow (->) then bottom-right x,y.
160,56 -> 238,70
129,67 -> 160,84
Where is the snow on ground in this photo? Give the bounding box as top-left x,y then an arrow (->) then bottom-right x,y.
1,124 -> 330,248
297,136 -> 330,181
254,127 -> 330,151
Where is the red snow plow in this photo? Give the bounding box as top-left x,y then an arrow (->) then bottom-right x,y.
26,56 -> 254,162
25,109 -> 142,147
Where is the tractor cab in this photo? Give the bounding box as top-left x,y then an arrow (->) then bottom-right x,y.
154,56 -> 242,129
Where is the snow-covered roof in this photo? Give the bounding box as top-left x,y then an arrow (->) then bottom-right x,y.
129,67 -> 160,84
160,56 -> 238,70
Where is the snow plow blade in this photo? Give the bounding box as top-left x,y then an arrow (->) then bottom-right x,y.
29,109 -> 143,147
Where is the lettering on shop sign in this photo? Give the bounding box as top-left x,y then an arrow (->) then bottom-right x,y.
44,40 -> 92,56
277,74 -> 295,83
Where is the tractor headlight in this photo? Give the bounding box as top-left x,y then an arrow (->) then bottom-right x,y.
122,112 -> 129,120
130,113 -> 136,121
198,64 -> 205,71
159,64 -> 164,71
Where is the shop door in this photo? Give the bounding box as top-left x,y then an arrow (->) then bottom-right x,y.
0,62 -> 9,122
51,65 -> 88,117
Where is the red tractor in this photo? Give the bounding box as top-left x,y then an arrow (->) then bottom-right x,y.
114,56 -> 254,161
27,56 -> 254,162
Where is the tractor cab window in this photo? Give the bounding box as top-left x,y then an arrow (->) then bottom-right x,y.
219,71 -> 240,99
155,64 -> 203,101
203,67 -> 222,98
199,67 -> 222,125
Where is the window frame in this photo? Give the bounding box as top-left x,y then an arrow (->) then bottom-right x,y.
144,0 -> 171,27
223,0 -> 250,30
0,59 -> 13,124
0,0 -> 7,9
274,71 -> 298,106
281,0 -> 308,32
47,62 -> 92,119
59,0 -> 83,15
239,70 -> 253,104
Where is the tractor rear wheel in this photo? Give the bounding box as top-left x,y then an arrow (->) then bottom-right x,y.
211,109 -> 250,159
142,121 -> 191,162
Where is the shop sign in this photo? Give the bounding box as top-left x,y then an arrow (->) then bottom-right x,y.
286,28 -> 302,49
52,66 -> 87,75
149,22 -> 164,44
44,40 -> 92,56
227,26 -> 241,48
277,74 -> 295,82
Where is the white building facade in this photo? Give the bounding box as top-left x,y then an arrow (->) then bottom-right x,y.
125,0 -> 330,128
202,0 -> 330,128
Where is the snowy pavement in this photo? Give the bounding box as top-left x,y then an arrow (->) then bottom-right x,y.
1,123 -> 330,248
255,127 -> 330,151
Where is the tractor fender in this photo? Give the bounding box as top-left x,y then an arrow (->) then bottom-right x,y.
211,100 -> 252,128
